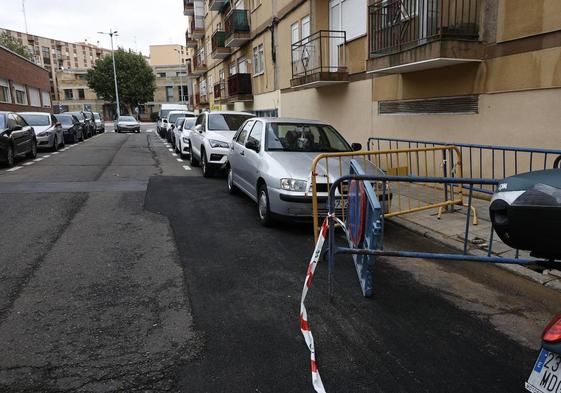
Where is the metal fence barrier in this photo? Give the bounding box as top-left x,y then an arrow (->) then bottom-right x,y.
367,137 -> 561,196
311,146 -> 469,241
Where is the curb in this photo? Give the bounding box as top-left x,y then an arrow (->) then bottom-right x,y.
388,216 -> 561,293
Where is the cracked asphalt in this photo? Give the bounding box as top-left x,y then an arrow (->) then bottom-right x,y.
0,124 -> 559,392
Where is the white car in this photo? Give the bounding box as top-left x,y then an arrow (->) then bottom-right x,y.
19,112 -> 65,151
164,110 -> 195,142
174,117 -> 196,159
188,111 -> 254,177
157,104 -> 188,136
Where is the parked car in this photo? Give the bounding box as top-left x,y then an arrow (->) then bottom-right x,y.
174,117 -> 196,159
165,111 -> 195,142
189,111 -> 254,177
19,112 -> 65,151
169,117 -> 186,148
157,104 -> 188,137
55,114 -> 84,143
115,116 -> 140,133
0,111 -> 37,167
526,314 -> 561,393
93,112 -> 105,133
226,118 -> 379,225
82,111 -> 97,135
64,112 -> 91,139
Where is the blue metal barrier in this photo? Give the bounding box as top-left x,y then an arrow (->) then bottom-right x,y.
367,137 -> 561,196
327,168 -> 560,298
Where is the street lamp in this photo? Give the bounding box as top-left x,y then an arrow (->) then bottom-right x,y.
174,48 -> 185,104
97,29 -> 121,117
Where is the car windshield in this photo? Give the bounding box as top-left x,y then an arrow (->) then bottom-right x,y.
55,115 -> 74,125
0,115 -> 5,129
119,116 -> 136,122
20,114 -> 50,126
265,123 -> 351,152
208,114 -> 253,131
67,112 -> 84,121
183,118 -> 196,129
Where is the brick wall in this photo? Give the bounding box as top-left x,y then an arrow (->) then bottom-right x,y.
0,45 -> 51,113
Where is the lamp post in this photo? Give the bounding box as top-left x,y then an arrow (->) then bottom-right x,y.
174,48 -> 185,104
97,29 -> 121,117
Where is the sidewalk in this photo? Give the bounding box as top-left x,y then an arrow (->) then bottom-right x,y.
385,184 -> 561,292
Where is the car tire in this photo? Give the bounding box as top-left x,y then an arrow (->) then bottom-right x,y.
201,151 -> 213,178
4,144 -> 15,168
52,136 -> 59,152
26,139 -> 37,159
227,167 -> 239,195
258,183 -> 273,227
189,144 -> 199,167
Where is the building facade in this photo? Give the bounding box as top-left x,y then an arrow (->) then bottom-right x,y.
0,28 -> 112,113
184,0 -> 561,149
0,44 -> 51,112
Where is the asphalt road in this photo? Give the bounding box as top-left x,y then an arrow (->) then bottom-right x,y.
0,123 -> 559,392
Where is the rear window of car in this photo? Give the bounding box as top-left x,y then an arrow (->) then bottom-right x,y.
168,113 -> 188,123
208,114 -> 253,131
66,112 -> 84,120
183,118 -> 196,129
55,115 -> 74,125
20,114 -> 50,126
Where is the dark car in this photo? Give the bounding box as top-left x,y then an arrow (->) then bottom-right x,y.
64,112 -> 92,138
114,116 -> 140,133
55,114 -> 84,143
82,111 -> 97,136
0,111 -> 38,167
526,315 -> 561,392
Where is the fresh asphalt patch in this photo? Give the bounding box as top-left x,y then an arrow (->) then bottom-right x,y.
144,176 -> 533,392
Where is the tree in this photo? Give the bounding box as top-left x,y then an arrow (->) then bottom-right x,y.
0,32 -> 32,60
87,49 -> 155,116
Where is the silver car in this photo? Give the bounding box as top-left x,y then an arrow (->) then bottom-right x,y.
227,118 -> 382,225
19,112 -> 65,151
115,116 -> 140,133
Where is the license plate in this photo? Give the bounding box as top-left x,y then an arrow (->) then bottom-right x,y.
526,349 -> 561,393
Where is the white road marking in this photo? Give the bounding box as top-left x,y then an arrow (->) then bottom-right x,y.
168,149 -> 173,152
23,162 -> 34,166
146,130 -> 153,133
176,158 -> 183,162
6,166 -> 22,172
43,155 -> 51,158
52,152 -> 59,155
33,158 -> 44,162
172,153 -> 178,157
183,165 -> 192,171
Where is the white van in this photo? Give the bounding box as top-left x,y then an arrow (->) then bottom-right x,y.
157,104 -> 188,137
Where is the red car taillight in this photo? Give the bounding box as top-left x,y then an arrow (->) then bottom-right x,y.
543,315 -> 561,343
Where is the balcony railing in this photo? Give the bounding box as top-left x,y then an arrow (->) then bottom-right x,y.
211,30 -> 231,58
183,0 -> 194,15
368,0 -> 480,57
209,0 -> 228,11
227,73 -> 252,101
193,50 -> 206,74
191,15 -> 205,40
225,9 -> 250,47
214,81 -> 226,101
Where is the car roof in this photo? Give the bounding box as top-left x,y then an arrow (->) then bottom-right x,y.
206,110 -> 254,116
19,112 -> 51,116
255,117 -> 328,125
168,110 -> 194,114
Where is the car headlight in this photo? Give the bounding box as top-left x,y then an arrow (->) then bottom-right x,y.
182,137 -> 190,143
38,131 -> 52,137
209,139 -> 229,149
280,178 -> 307,192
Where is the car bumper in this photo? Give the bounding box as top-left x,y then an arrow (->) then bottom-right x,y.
207,147 -> 229,167
37,134 -> 54,147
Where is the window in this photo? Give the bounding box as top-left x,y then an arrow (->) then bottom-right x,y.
330,0 -> 367,41
247,121 -> 263,151
78,89 -> 85,100
301,16 -> 311,40
235,120 -> 254,144
14,84 -> 27,105
208,75 -> 214,95
229,62 -> 237,76
0,79 -> 11,103
28,87 -> 41,107
64,89 -> 74,100
41,91 -> 51,107
291,22 -> 300,45
238,57 -> 248,74
265,123 -> 351,152
157,72 -> 166,77
42,46 -> 51,65
165,86 -> 174,102
253,44 -> 264,76
209,114 -> 255,131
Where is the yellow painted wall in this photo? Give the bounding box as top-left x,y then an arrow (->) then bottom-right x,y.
497,0 -> 561,42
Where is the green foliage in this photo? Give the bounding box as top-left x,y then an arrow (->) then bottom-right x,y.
0,32 -> 32,60
86,49 -> 155,111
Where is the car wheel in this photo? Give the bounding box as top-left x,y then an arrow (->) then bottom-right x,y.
258,184 -> 273,227
227,167 -> 239,195
201,151 -> 213,178
52,136 -> 59,152
26,139 -> 37,159
189,144 -> 199,167
4,144 -> 15,168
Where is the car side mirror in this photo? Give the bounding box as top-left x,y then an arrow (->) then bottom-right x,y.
55,122 -> 61,127
171,124 -> 175,129
245,139 -> 259,152
195,124 -> 203,133
163,119 -> 168,123
12,125 -> 22,131
351,143 -> 362,151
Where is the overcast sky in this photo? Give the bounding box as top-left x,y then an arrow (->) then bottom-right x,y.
0,0 -> 188,56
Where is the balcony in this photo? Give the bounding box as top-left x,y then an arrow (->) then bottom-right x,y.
225,9 -> 250,47
193,50 -> 207,75
186,62 -> 197,79
183,0 -> 194,15
191,15 -> 205,40
227,73 -> 252,102
213,81 -> 227,103
185,30 -> 197,48
367,0 -> 482,75
211,30 -> 231,59
209,0 -> 228,11
290,30 -> 349,88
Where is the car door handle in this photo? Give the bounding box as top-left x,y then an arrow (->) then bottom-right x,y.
240,151 -> 245,156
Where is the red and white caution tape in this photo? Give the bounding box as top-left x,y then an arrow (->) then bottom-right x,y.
300,217 -> 329,393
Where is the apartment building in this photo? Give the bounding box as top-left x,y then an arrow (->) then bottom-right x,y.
149,44 -> 191,66
54,68 -> 108,115
0,28 -> 112,108
184,0 -> 561,150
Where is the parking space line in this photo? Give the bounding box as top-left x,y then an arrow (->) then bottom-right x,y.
183,165 -> 192,171
42,155 -> 51,158
6,166 -> 22,172
168,149 -> 173,152
23,162 -> 34,166
176,158 -> 183,162
33,158 -> 44,162
52,152 -> 59,155
172,153 -> 178,157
